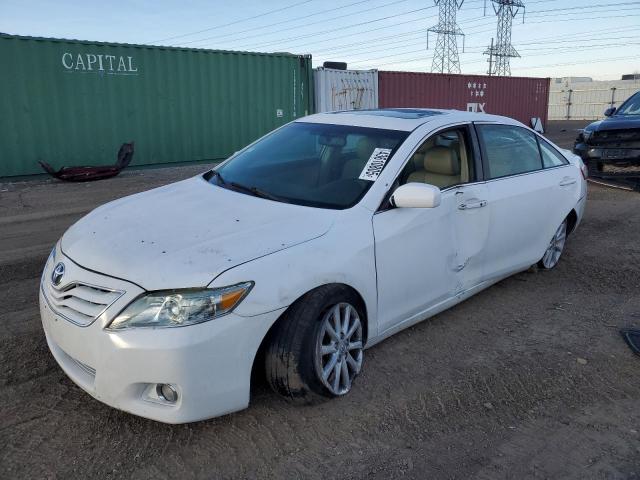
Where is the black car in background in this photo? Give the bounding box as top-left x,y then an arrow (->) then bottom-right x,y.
574,91 -> 640,189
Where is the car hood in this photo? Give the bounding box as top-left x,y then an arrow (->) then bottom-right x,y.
61,176 -> 335,290
584,115 -> 640,133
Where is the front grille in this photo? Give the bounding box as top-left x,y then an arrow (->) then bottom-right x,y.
589,129 -> 640,147
43,281 -> 124,327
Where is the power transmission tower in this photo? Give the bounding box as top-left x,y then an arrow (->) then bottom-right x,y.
427,0 -> 465,74
483,0 -> 525,76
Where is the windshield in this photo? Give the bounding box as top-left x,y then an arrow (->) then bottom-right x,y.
616,92 -> 640,115
208,122 -> 408,209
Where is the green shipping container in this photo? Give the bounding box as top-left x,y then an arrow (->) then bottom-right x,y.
0,34 -> 314,177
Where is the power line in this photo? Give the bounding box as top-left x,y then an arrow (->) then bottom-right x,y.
355,49 -> 640,72
149,0 -> 315,44
348,38 -> 640,67
186,0 -> 563,54
181,0 -> 411,47
531,0 -> 640,13
310,0 -> 610,52
224,5 -> 439,50
349,38 -> 640,69
314,22 -> 639,63
168,0 -> 639,77
311,14 -> 638,66
464,53 -> 640,74
512,53 -> 640,70
180,0 -> 374,44
290,1 -> 619,55
463,10 -> 640,34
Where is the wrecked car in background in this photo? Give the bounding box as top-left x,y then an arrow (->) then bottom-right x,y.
574,91 -> 640,189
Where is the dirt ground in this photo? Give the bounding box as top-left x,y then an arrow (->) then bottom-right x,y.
2,126 -> 640,479
545,120 -> 589,148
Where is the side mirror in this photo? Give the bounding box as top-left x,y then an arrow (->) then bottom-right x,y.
604,107 -> 616,117
391,183 -> 441,209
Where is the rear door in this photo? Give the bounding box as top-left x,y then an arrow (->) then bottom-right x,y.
474,123 -> 574,279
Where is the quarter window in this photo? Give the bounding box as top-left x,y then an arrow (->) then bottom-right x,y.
477,124 -> 542,179
538,137 -> 569,168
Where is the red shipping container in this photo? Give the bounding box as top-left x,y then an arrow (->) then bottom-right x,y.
378,71 -> 550,128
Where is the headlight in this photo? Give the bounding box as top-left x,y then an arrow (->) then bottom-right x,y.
47,244 -> 57,266
582,130 -> 592,142
42,244 -> 57,283
107,282 -> 253,330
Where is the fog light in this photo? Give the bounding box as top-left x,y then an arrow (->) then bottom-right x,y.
156,383 -> 178,403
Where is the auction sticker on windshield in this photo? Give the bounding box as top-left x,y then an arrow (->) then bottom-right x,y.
359,148 -> 393,181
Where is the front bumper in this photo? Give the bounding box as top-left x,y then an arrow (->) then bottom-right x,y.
574,143 -> 640,181
40,251 -> 284,424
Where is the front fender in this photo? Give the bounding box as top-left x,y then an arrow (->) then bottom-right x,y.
209,207 -> 378,339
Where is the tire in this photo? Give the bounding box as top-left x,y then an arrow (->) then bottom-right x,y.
537,219 -> 568,270
265,285 -> 365,404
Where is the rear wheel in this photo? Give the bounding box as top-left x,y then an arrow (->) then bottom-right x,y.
538,219 -> 567,269
265,285 -> 365,403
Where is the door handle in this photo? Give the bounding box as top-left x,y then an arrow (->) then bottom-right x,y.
458,199 -> 487,210
559,177 -> 577,186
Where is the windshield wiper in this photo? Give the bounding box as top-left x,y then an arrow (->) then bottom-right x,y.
210,170 -> 288,203
229,181 -> 289,203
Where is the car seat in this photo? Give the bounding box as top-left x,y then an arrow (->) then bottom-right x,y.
407,146 -> 461,188
341,137 -> 377,179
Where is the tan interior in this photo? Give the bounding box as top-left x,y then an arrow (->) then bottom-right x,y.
341,137 -> 377,179
405,129 -> 470,189
407,146 -> 461,187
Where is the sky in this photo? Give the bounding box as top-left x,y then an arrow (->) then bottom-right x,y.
1,0 -> 639,80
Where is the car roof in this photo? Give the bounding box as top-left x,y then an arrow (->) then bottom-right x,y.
297,108 -> 524,131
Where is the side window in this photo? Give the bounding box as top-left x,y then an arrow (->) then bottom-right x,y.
477,124 -> 542,179
397,127 -> 475,190
538,137 -> 569,168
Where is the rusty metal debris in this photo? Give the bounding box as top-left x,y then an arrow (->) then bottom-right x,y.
39,142 -> 134,182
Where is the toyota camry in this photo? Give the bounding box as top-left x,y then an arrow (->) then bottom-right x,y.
40,109 -> 587,423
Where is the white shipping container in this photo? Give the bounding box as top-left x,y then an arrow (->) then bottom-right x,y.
549,79 -> 640,120
314,68 -> 379,112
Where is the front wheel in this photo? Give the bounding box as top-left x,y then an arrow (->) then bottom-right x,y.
538,219 -> 567,269
265,285 -> 365,403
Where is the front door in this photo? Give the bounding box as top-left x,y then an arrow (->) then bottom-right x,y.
373,192 -> 458,333
373,124 -> 489,333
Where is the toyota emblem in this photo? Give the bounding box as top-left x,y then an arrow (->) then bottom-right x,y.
51,262 -> 65,286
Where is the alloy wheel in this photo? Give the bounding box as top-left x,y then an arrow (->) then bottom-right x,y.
315,302 -> 363,396
541,220 -> 567,269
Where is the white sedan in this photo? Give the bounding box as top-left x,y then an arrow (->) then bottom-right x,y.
40,109 -> 587,423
